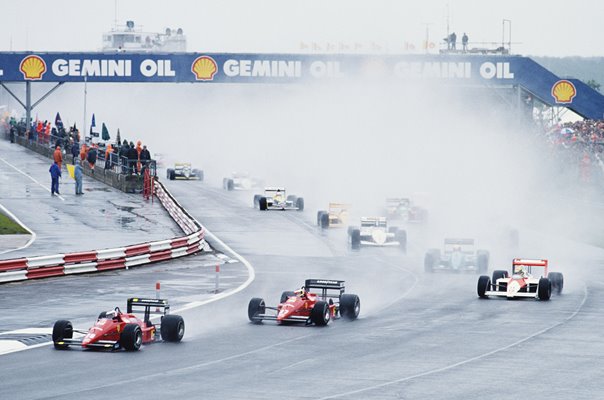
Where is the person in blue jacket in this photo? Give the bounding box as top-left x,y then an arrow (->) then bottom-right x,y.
74,159 -> 84,195
49,161 -> 61,196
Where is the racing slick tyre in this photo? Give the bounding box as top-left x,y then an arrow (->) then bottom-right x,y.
538,277 -> 552,300
339,294 -> 360,320
347,226 -> 357,236
296,197 -> 305,211
395,229 -> 407,253
310,301 -> 331,326
227,179 -> 234,191
350,229 -> 361,250
492,270 -> 509,292
424,249 -> 440,273
476,250 -> 489,274
317,211 -> 325,226
161,315 -> 185,342
280,291 -> 296,304
477,276 -> 491,298
320,212 -> 329,228
248,298 -> 266,323
253,194 -> 261,208
120,323 -> 143,351
259,197 -> 268,211
193,169 -> 204,181
167,169 -> 175,180
548,272 -> 564,295
52,320 -> 73,349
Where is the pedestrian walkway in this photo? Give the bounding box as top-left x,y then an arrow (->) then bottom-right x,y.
0,139 -> 182,259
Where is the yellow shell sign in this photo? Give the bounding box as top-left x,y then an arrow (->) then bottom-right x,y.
19,55 -> 47,80
191,56 -> 218,81
551,80 -> 577,104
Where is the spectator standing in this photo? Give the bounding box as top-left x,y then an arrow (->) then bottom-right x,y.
140,144 -> 151,172
53,145 -> 63,169
449,32 -> 457,50
71,141 -> 79,164
49,161 -> 61,195
127,141 -> 138,174
74,159 -> 84,195
462,33 -> 468,52
87,145 -> 97,173
104,143 -> 113,169
119,140 -> 129,174
80,143 -> 88,162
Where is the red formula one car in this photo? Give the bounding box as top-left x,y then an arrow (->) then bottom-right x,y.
52,298 -> 185,351
247,279 -> 360,326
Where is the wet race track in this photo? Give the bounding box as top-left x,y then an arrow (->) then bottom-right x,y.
2,151 -> 604,400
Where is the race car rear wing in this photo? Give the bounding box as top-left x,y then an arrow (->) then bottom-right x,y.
444,238 -> 474,245
512,258 -> 548,275
305,279 -> 345,300
264,187 -> 286,192
361,217 -> 387,227
127,297 -> 171,323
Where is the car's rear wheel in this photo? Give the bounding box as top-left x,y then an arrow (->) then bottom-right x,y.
548,272 -> 564,295
350,229 -> 361,250
310,301 -> 331,326
253,194 -> 261,208
193,169 -> 204,181
339,294 -> 360,320
424,249 -> 439,273
120,324 -> 142,351
477,276 -> 491,298
317,211 -> 325,226
492,270 -> 509,291
248,298 -> 265,323
538,277 -> 552,300
52,320 -> 73,350
167,169 -> 175,180
259,197 -> 268,211
395,229 -> 407,253
161,315 -> 185,342
320,212 -> 329,228
280,291 -> 295,304
227,179 -> 234,191
296,197 -> 304,211
477,250 -> 489,274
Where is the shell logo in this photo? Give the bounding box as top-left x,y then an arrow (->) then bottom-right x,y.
551,80 -> 577,104
191,56 -> 218,81
19,55 -> 47,80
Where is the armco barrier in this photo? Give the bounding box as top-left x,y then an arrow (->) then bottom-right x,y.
0,180 -> 206,283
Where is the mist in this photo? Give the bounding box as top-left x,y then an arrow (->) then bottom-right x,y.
9,75 -> 603,276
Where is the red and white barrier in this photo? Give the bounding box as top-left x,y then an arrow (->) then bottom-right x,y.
0,180 -> 206,283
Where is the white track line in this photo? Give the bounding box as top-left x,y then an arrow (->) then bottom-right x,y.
0,225 -> 256,356
0,202 -> 36,255
318,283 -> 589,399
0,154 -> 65,201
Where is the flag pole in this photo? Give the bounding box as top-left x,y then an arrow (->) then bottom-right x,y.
83,75 -> 87,143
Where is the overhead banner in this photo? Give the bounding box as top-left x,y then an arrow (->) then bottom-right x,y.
0,52 -> 529,84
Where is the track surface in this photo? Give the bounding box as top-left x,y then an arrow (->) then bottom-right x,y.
1,178 -> 603,399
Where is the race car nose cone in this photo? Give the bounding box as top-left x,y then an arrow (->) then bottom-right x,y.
372,230 -> 387,245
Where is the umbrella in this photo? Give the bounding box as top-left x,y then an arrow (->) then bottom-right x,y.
560,127 -> 574,134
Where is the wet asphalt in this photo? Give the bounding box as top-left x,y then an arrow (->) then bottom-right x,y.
1,160 -> 604,399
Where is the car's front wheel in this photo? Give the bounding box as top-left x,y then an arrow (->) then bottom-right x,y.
52,320 -> 73,350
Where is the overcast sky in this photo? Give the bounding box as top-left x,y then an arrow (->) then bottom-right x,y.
0,0 -> 600,57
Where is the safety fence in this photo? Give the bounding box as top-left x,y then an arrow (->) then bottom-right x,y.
0,180 -> 205,284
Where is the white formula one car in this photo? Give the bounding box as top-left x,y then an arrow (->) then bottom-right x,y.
424,238 -> 489,274
253,187 -> 304,211
385,197 -> 428,223
347,217 -> 407,252
223,172 -> 263,191
477,258 -> 564,301
317,203 -> 351,229
166,163 -> 203,181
